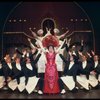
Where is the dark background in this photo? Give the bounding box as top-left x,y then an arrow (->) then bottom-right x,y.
0,1 -> 100,59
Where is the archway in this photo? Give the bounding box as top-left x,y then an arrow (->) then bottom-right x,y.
2,2 -> 94,57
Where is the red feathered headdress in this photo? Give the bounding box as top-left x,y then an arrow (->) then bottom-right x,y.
42,35 -> 59,47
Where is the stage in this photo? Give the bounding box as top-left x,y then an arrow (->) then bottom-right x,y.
0,89 -> 100,99
0,2 -> 100,99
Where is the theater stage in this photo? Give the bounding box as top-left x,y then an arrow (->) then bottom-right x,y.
0,89 -> 100,99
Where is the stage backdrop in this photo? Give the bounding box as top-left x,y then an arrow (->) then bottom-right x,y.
2,2 -> 94,72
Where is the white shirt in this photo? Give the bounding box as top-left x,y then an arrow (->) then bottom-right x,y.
69,61 -> 74,70
26,53 -> 29,57
94,61 -> 98,68
7,63 -> 12,69
26,63 -> 33,70
72,51 -> 76,56
16,63 -> 21,71
82,61 -> 87,69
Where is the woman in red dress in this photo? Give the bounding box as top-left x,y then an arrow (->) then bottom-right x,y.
43,45 -> 60,94
36,32 -> 66,94
39,38 -> 66,94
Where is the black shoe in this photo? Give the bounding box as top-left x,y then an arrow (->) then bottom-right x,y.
93,85 -> 100,89
83,88 -> 90,92
71,88 -> 78,93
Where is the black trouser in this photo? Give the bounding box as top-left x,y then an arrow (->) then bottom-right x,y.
38,73 -> 44,79
58,78 -> 65,91
38,78 -> 44,91
58,71 -> 63,77
16,77 -> 20,84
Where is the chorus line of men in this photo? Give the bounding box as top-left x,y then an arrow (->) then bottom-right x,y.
0,27 -> 100,95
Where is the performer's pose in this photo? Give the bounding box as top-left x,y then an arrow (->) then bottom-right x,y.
15,47 -> 44,94
53,28 -> 69,40
29,27 -> 69,47
1,55 -> 13,90
76,52 -> 92,91
29,27 -> 51,42
87,51 -> 100,89
59,52 -> 79,93
39,39 -> 65,94
8,56 -> 25,92
23,52 -> 42,94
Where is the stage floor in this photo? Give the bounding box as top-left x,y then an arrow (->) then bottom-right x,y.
0,89 -> 100,99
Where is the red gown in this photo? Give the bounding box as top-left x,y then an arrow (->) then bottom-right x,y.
43,52 -> 60,94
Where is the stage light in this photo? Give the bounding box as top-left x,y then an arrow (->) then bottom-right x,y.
19,19 -> 22,22
70,19 -> 73,21
81,19 -> 83,21
9,20 -> 11,22
24,19 -> 26,22
75,19 -> 78,21
13,19 -> 16,22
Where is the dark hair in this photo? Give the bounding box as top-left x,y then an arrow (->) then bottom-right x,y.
47,45 -> 54,50
14,56 -> 20,61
